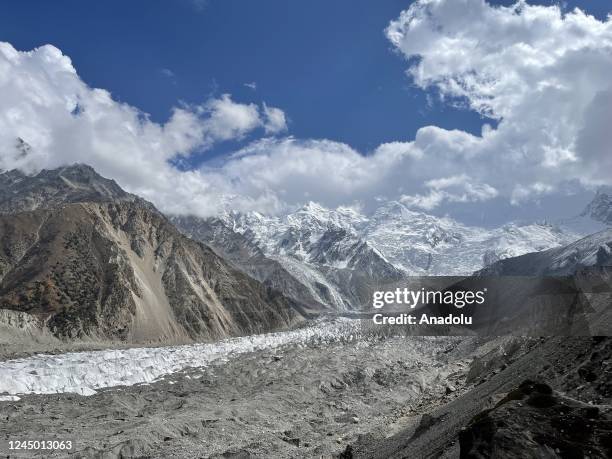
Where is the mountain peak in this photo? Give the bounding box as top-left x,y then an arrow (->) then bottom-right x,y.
582,187 -> 612,225
57,162 -> 98,176
35,163 -> 102,182
0,163 -> 147,214
297,201 -> 327,215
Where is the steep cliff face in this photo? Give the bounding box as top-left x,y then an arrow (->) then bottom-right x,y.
0,167 -> 303,344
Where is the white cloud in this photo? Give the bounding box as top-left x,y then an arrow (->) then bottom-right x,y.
511,182 -> 555,205
244,82 -> 257,90
385,0 -> 612,202
197,94 -> 263,145
0,42 -> 288,215
262,103 -> 287,134
160,68 -> 175,78
1,1 -> 611,219
401,174 -> 498,210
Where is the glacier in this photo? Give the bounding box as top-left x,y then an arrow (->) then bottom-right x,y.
0,318 -> 361,398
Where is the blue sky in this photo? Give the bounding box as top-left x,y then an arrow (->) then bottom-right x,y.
0,0 -> 611,224
0,0 -> 484,158
1,0 -> 606,157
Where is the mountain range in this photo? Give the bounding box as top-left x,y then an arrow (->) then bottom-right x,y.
479,228 -> 612,276
172,200 -> 581,310
0,163 -> 610,345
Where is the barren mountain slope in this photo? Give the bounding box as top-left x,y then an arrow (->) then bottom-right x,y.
0,166 -> 305,345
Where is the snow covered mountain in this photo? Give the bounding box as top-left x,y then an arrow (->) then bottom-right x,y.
221,200 -> 578,276
479,228 -> 612,276
174,200 -> 579,310
174,204 -> 405,310
555,187 -> 612,235
581,187 -> 612,226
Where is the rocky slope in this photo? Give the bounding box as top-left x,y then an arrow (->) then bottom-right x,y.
0,165 -> 304,345
350,336 -> 612,458
459,379 -> 612,458
169,215 -> 328,311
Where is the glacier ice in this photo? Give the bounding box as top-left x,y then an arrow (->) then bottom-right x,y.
0,319 -> 360,398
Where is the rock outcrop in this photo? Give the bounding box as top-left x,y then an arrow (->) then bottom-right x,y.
460,380 -> 612,458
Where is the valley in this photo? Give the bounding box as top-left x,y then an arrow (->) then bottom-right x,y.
0,319 -> 511,458
0,165 -> 610,458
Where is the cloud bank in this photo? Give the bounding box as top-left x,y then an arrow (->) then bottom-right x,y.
0,0 -> 611,218
0,42 -> 287,214
386,0 -> 612,202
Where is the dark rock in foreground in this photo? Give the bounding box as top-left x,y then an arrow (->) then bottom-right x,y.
460,380 -> 612,458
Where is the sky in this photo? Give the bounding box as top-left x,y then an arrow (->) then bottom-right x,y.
0,0 -> 611,226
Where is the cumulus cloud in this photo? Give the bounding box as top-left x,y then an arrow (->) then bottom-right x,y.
262,103 -> 288,134
386,0 -> 612,202
400,174 -> 498,210
0,42 -> 288,215
204,0 -> 612,215
1,0 -> 611,218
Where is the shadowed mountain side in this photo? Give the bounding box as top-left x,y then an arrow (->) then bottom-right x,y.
0,165 -> 306,344
435,275 -> 608,335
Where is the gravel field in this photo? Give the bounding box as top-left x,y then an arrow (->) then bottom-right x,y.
0,320 -> 477,458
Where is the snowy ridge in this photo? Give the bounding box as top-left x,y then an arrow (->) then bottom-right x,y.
544,229 -> 612,272
549,229 -> 612,267
0,318 -> 360,397
581,187 -> 612,226
478,228 -> 612,276
223,200 -> 579,277
220,203 -> 405,310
